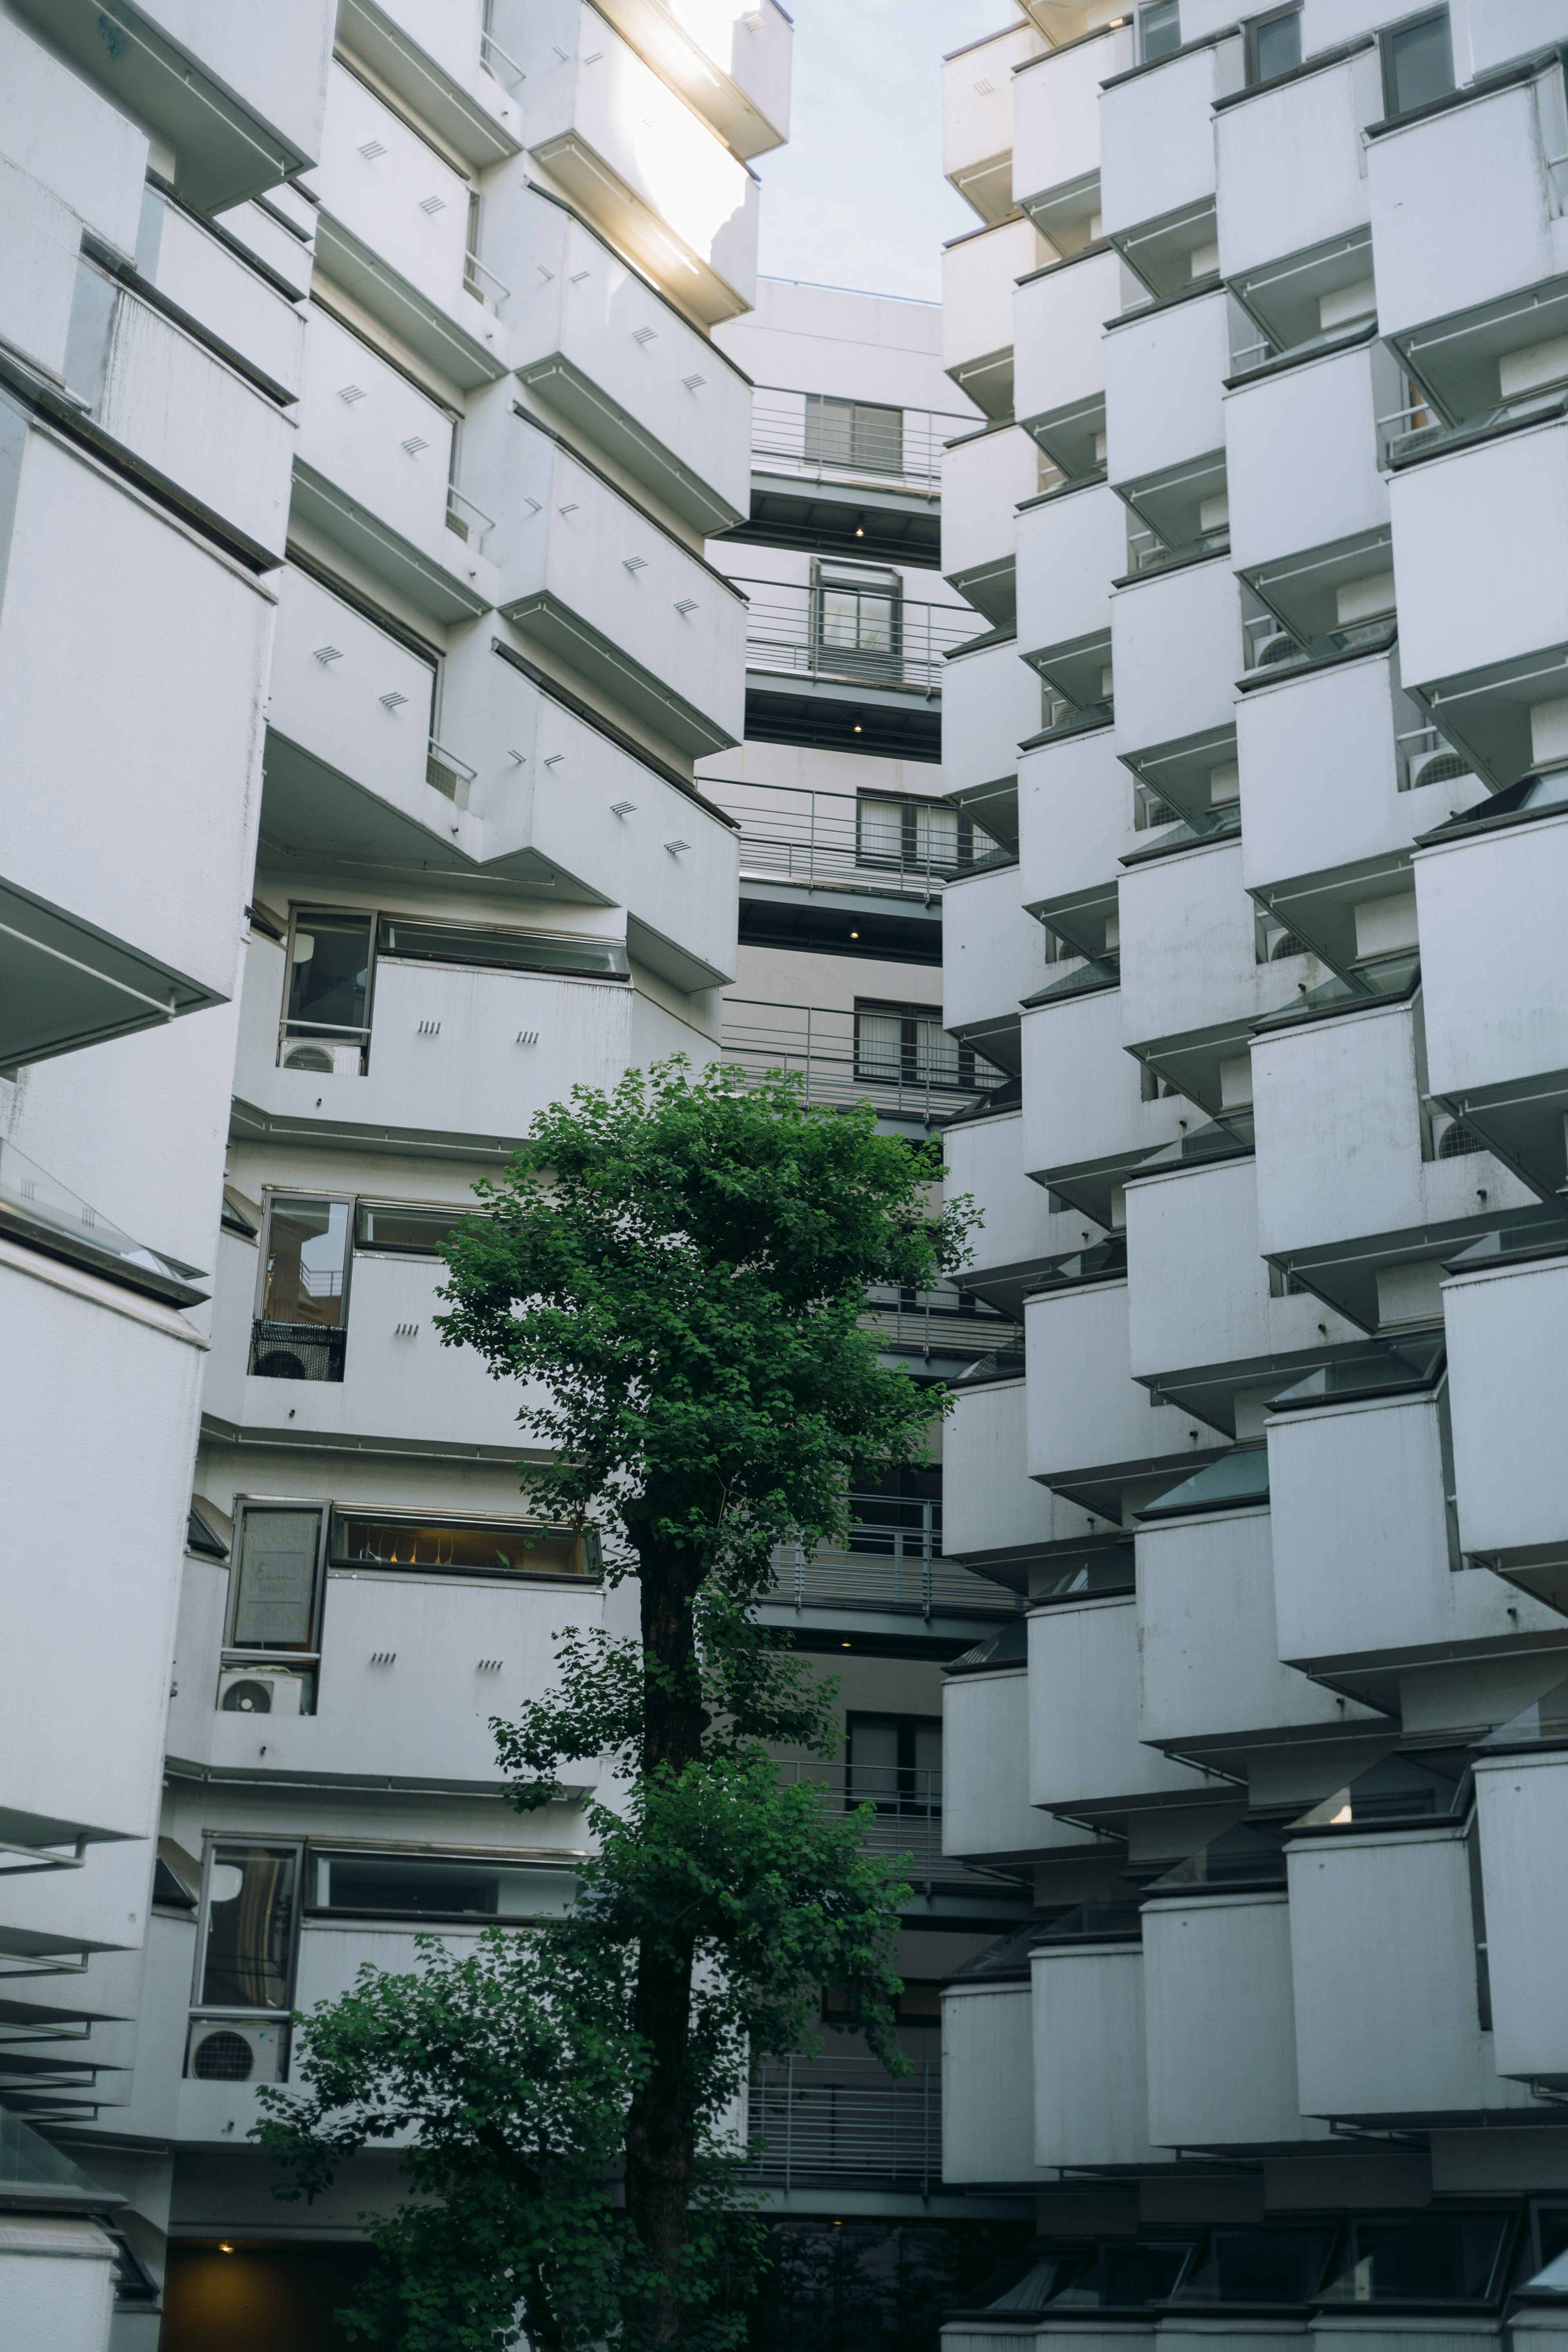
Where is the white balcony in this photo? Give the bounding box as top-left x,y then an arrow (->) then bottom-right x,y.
265,565 -> 437,813
73,268 -> 294,561
0,426 -> 273,1066
1120,836 -> 1300,1064
1013,250 -> 1118,487
1474,1750 -> 1568,2084
1237,649 -> 1486,908
1226,340 -> 1394,576
1110,559 -> 1242,763
1416,811 -> 1568,1188
944,215 -> 1051,421
944,865 -> 1045,1047
1016,482 -> 1125,674
1105,289 -> 1229,494
1030,1593 -> 1227,1818
1033,1942 -> 1163,2166
1287,1824 -> 1530,2122
945,1110 -> 1060,1291
0,13 -> 145,297
1137,1502 -> 1370,1759
945,1668 -> 1078,1864
1268,1387 -> 1559,1678
1390,416 -> 1568,698
229,928 -> 635,1156
1022,989 -> 1186,1213
1028,1282 -> 1231,1513
944,21 -> 1044,225
1142,1892 -> 1304,2150
175,1562 -> 604,1788
505,189 -> 751,535
343,0 -> 522,167
518,2 -> 758,327
308,63 -> 511,388
1216,47 -> 1381,285
0,1245 -> 205,1848
294,307 -> 492,624
1125,1157 -> 1271,1389
139,187 -> 306,398
943,634 -> 1042,811
1013,23 -> 1133,232
1100,40 -> 1234,292
479,420 -> 745,759
942,424 -> 1039,620
1019,727 -> 1135,914
943,1980 -> 1049,2185
1445,1255 -> 1568,1580
944,1379 -> 1100,1567
1252,1000 -> 1534,1281
1367,62 -> 1568,351
589,0 -> 791,159
14,0 -> 334,212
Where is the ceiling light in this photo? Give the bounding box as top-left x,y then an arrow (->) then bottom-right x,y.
849,930 -> 859,939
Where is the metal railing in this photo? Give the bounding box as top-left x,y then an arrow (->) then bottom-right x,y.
747,2056 -> 940,2189
719,1000 -> 1008,1119
769,1495 -> 1022,1618
735,580 -> 976,697
426,737 -> 477,805
700,776 -> 1007,895
248,1319 -> 347,1384
779,1763 -> 958,1891
445,487 -> 495,550
750,390 -> 975,496
860,1298 -> 1023,1362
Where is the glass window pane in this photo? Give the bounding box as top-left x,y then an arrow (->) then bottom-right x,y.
1140,0 -> 1181,60
1255,11 -> 1301,78
354,1201 -> 474,1255
232,1509 -> 321,1649
286,912 -> 373,1033
311,1854 -> 576,1919
261,1197 -> 350,1328
854,1011 -> 902,1081
1340,2218 -> 1511,2303
913,1722 -> 943,1799
851,403 -> 903,473
1389,12 -> 1452,113
848,1718 -> 900,1806
857,798 -> 906,867
200,1845 -> 298,2010
329,1511 -> 591,1579
803,394 -> 855,466
376,919 -> 628,980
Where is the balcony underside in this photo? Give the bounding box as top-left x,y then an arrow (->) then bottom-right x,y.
720,475 -> 943,566
737,881 -> 942,965
0,876 -> 216,1069
503,590 -> 739,759
744,681 -> 942,761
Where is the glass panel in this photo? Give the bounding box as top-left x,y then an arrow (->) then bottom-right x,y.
261,1197 -> 350,1329
847,1718 -> 900,1808
1254,10 -> 1301,78
913,1721 -> 943,1809
1319,2217 -> 1512,2304
819,587 -> 895,656
330,1511 -> 590,1579
311,1853 -> 576,1919
854,1011 -> 903,1082
910,803 -> 958,868
1140,0 -> 1181,60
1388,12 -> 1452,114
232,1509 -> 322,1650
376,918 -> 628,979
856,797 -> 906,868
354,1200 -> 474,1255
803,395 -> 903,474
286,911 -> 373,1033
1174,2228 -> 1337,2303
199,1844 -> 298,2010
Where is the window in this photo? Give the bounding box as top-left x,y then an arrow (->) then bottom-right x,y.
856,795 -> 994,878
846,1714 -> 942,1812
186,1842 -> 301,2081
1138,0 -> 1181,62
228,1506 -> 325,1652
251,1195 -> 352,1381
1246,5 -> 1301,82
329,1508 -> 597,1581
281,909 -> 375,1074
376,916 -> 628,981
1316,2216 -> 1516,2306
803,394 -> 904,477
354,1199 -> 476,1255
1172,2227 -> 1337,2304
1381,9 -> 1452,118
308,1851 -> 577,1921
811,563 -> 901,682
853,1000 -> 965,1091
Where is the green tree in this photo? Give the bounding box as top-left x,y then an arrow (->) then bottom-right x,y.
257,1062 -> 973,2348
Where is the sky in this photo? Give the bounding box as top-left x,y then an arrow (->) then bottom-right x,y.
752,0 -> 1016,307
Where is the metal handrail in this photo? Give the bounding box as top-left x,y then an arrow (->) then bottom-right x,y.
699,775 -> 1007,894
445,486 -> 495,550
479,28 -> 526,82
747,2056 -> 940,2191
733,580 -> 976,697
749,388 -> 974,495
768,1496 -> 1022,1617
719,999 -> 1007,1118
463,250 -> 511,307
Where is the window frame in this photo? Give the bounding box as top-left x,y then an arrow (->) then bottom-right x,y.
326,1503 -> 602,1584
303,1844 -> 579,1926
1243,4 -> 1301,85
1377,7 -> 1454,122
1137,0 -> 1182,65
845,1711 -> 943,1815
252,1186 -> 358,1332
223,1496 -> 330,1663
278,903 -> 379,1075
187,1835 -> 307,2020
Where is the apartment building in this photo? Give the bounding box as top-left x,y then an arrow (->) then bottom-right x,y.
0,0 -> 794,2340
936,3 -> 1568,2347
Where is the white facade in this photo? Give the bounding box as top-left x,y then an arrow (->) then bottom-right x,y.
939,4 -> 1568,2346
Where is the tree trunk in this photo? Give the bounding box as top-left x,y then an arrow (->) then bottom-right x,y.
624,1532 -> 709,2348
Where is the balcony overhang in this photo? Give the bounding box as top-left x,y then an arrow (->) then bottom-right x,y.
503,588 -> 740,758
0,876 -> 216,1071
721,474 -> 942,567
1268,1205 -> 1545,1334
312,214 -> 512,390
529,131 -> 752,329
519,354 -> 744,536
338,0 -> 523,170
742,682 -> 941,761
736,884 -> 942,965
292,462 -> 495,625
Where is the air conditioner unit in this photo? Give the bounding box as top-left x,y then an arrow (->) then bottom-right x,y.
186,2017 -> 287,2085
1409,748 -> 1472,791
1255,634 -> 1297,667
217,1668 -> 305,1716
281,1039 -> 361,1076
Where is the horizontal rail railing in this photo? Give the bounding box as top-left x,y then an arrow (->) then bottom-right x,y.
733,581 -> 977,697
700,776 -> 1007,894
749,391 -> 974,495
720,1001 -> 1007,1119
747,2057 -> 941,2189
769,1493 -> 1021,1616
